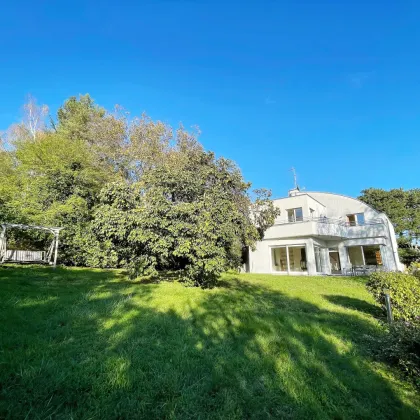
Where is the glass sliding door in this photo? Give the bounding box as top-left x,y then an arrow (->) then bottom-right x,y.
329,250 -> 341,274
271,245 -> 307,273
288,246 -> 307,272
271,247 -> 288,272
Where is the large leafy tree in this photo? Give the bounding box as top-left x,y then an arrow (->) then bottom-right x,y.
91,149 -> 279,286
359,188 -> 420,264
0,94 -> 279,285
0,96 -> 116,261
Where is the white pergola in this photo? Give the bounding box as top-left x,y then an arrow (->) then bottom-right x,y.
0,223 -> 63,267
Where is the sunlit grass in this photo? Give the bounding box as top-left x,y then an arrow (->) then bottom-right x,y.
0,266 -> 419,419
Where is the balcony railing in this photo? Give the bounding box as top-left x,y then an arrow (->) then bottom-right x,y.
267,216 -> 387,239
274,216 -> 384,227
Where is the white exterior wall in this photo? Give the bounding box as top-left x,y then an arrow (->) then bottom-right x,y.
308,192 -> 378,221
249,191 -> 402,275
272,194 -> 326,224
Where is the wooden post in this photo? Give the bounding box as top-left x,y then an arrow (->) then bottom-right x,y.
384,291 -> 394,324
0,225 -> 6,262
53,232 -> 59,268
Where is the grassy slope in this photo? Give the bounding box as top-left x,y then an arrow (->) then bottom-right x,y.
0,266 -> 419,419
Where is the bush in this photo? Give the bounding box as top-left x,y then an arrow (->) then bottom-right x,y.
408,262 -> 420,279
367,272 -> 420,387
366,272 -> 420,321
379,320 -> 420,387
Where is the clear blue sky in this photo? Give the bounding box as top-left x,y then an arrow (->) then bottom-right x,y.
1,0 -> 419,198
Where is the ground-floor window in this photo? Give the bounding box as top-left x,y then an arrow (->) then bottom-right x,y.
271,245 -> 307,273
363,245 -> 383,265
272,247 -> 288,271
347,245 -> 383,266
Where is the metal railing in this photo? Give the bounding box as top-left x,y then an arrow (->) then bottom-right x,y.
274,216 -> 384,227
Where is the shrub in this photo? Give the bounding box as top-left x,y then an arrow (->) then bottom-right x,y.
379,320 -> 420,387
366,272 -> 420,321
408,262 -> 420,279
367,272 -> 420,387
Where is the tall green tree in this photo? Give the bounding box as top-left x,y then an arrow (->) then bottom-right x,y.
0,94 -> 279,285
56,94 -> 105,141
359,188 -> 420,264
90,148 -> 279,286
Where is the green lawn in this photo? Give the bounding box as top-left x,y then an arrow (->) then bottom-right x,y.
0,266 -> 419,419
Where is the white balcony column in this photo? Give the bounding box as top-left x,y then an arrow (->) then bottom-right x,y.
306,239 -> 317,275
285,245 -> 291,274
360,245 -> 366,265
379,244 -> 388,269
380,244 -> 397,271
338,243 -> 349,274
248,246 -> 253,273
322,248 -> 331,274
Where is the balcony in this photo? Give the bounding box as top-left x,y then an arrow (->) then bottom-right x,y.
263,217 -> 387,240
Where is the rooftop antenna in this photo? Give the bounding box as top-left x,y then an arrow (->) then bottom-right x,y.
290,167 -> 299,189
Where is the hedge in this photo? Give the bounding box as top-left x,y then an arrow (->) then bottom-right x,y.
366,272 -> 420,321
367,271 -> 420,387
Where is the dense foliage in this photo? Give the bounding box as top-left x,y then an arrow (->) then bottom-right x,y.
359,188 -> 420,264
408,262 -> 420,279
366,272 -> 420,321
0,95 -> 279,286
367,271 -> 420,387
379,321 -> 420,388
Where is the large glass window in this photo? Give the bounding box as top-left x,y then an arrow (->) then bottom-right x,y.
348,246 -> 364,265
288,246 -> 307,272
272,247 -> 287,271
347,245 -> 382,266
363,245 -> 382,265
287,207 -> 303,223
271,246 -> 307,272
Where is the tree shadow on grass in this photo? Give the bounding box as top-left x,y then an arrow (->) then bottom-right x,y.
0,268 -> 418,419
323,294 -> 383,317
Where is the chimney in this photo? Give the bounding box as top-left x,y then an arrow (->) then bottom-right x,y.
288,187 -> 301,197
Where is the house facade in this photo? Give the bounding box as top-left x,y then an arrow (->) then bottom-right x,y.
247,189 -> 402,276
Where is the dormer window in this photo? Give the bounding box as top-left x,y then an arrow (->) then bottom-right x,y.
347,213 -> 365,226
287,207 -> 303,222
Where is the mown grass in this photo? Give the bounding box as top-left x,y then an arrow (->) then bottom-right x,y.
0,266 -> 419,419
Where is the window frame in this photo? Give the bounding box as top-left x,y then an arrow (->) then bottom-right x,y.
347,245 -> 383,266
287,207 -> 304,223
270,244 -> 308,274
346,212 -> 365,226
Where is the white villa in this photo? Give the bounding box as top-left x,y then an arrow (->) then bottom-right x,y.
247,188 -> 402,276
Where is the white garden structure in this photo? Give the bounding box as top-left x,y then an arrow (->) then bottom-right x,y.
0,223 -> 63,267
